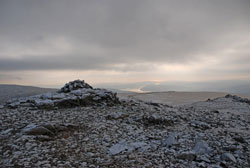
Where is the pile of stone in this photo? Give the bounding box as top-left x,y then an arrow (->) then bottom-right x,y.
5,80 -> 120,109
58,79 -> 93,93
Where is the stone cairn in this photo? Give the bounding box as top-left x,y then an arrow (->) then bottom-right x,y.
58,79 -> 93,93
6,79 -> 120,109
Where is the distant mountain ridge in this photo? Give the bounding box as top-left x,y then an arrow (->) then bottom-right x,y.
96,80 -> 250,96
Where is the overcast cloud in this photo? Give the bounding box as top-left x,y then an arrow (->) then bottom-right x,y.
0,0 -> 250,87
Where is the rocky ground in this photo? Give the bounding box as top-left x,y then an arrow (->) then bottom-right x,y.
0,80 -> 250,167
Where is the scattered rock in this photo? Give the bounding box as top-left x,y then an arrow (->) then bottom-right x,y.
0,82 -> 250,167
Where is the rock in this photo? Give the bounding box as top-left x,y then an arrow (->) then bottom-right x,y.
197,162 -> 206,167
162,135 -> 177,147
1,128 -> 13,135
129,142 -> 148,152
109,141 -> 148,155
198,155 -> 211,163
81,162 -> 87,167
177,152 -> 196,161
22,124 -> 37,132
193,141 -> 211,154
106,112 -> 123,120
40,93 -> 53,99
51,93 -> 66,99
34,99 -> 54,108
211,110 -> 219,113
35,135 -> 53,141
109,141 -> 128,155
142,114 -> 174,126
221,153 -> 236,163
41,124 -> 57,133
146,101 -> 161,107
8,102 -> 20,108
233,136 -> 245,143
23,124 -> 54,136
190,120 -> 210,130
222,146 -> 238,152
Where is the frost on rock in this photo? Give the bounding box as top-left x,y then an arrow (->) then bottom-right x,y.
5,79 -> 120,109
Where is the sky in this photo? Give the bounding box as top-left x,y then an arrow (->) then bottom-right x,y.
0,0 -> 250,90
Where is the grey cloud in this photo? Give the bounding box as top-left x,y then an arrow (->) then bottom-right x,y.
0,54 -> 157,72
0,0 -> 250,71
0,55 -> 109,71
0,73 -> 22,81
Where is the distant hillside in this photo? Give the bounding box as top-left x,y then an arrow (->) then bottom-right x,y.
0,84 -> 57,104
94,80 -> 250,96
119,91 -> 250,106
103,88 -> 134,94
